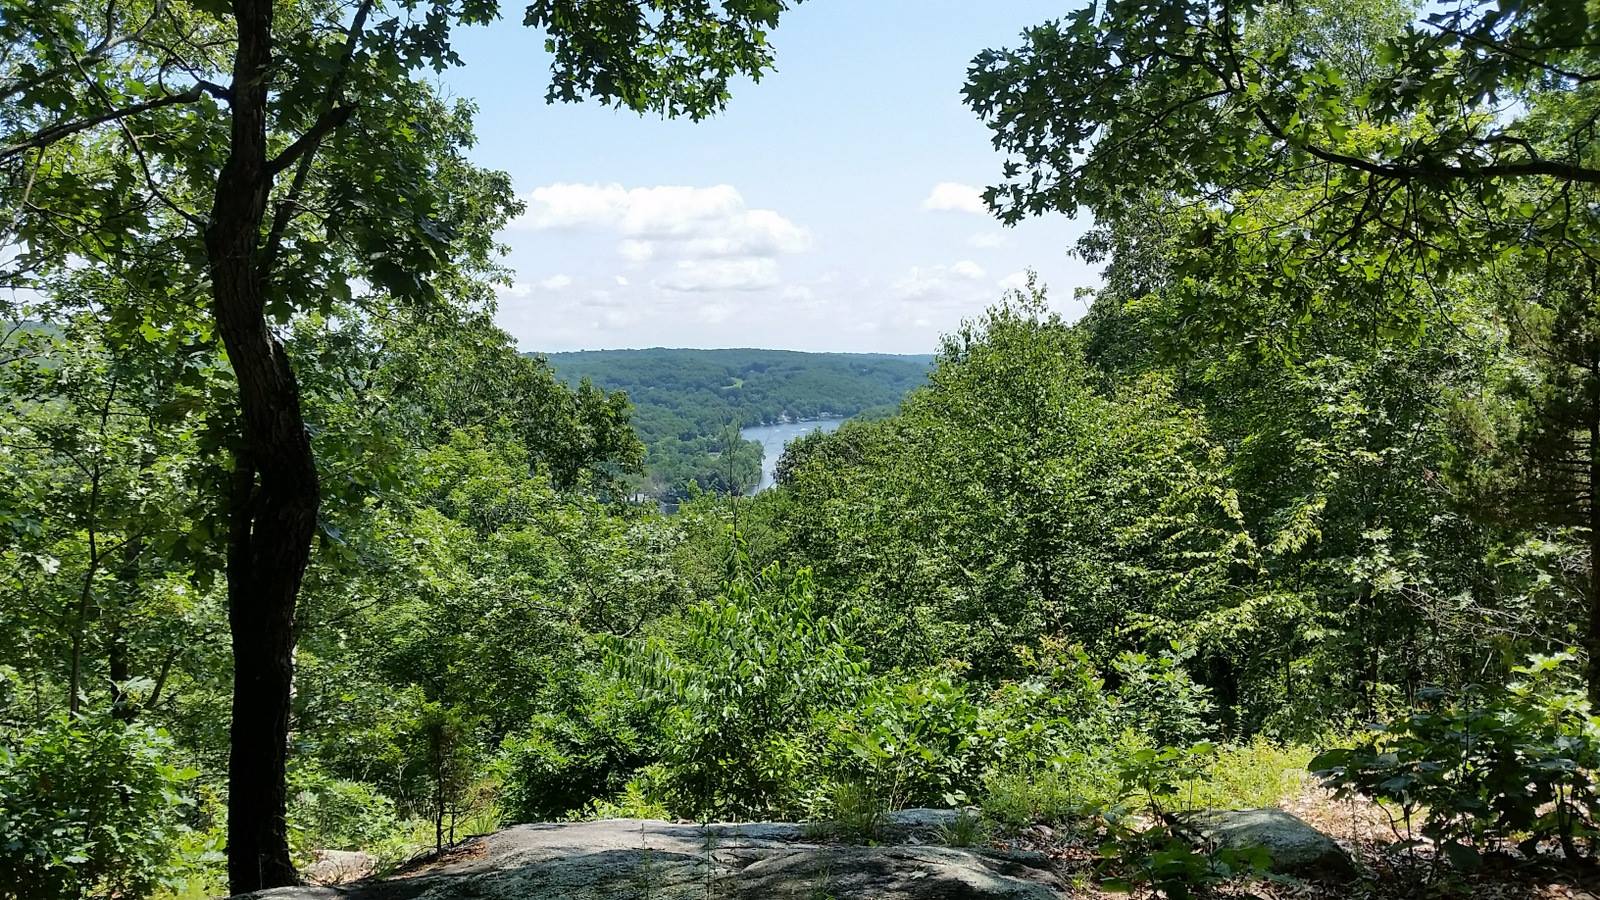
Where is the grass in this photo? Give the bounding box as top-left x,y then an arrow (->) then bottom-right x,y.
802,781 -> 891,842
1184,740 -> 1314,811
980,748 -> 1125,829
980,740 -> 1317,829
936,810 -> 991,848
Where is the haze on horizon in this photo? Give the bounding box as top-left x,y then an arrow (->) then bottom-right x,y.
441,0 -> 1094,356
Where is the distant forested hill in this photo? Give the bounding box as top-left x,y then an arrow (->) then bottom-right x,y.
536,348 -> 932,498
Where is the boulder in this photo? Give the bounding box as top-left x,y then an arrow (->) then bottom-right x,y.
242,817 -> 1068,900
735,846 -> 1063,899
1172,808 -> 1356,880
300,850 -> 376,885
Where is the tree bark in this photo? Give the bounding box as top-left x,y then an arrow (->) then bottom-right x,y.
67,374 -> 114,718
208,0 -> 321,892
1587,416 -> 1600,705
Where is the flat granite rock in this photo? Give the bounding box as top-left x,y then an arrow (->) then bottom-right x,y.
240,816 -> 1068,900
1172,808 -> 1357,880
735,846 -> 1063,899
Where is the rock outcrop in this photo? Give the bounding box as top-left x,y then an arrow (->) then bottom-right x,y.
301,850 -> 376,886
1172,808 -> 1357,880
244,810 -> 1068,900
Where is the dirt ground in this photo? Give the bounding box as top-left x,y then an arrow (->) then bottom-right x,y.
1003,787 -> 1600,899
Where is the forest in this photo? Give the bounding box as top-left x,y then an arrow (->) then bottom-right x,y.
540,348 -> 930,499
6,0 -> 1600,898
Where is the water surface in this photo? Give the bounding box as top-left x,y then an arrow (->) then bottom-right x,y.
741,418 -> 845,492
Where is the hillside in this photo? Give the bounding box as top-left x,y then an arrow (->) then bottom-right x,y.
537,348 -> 932,499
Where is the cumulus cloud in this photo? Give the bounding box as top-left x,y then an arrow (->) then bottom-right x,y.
969,231 -> 1007,249
998,270 -> 1030,292
894,261 -> 988,300
922,182 -> 987,215
950,260 -> 985,280
515,182 -> 810,262
618,239 -> 655,263
515,183 -> 738,233
499,275 -> 572,298
683,210 -> 810,257
658,258 -> 780,293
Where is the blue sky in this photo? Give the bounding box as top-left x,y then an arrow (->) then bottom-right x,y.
440,1 -> 1096,354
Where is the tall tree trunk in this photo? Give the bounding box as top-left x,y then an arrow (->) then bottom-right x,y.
109,531 -> 141,721
1587,416 -> 1600,705
67,378 -> 113,718
209,0 -> 321,892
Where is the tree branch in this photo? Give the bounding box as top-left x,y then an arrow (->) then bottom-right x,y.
260,0 -> 375,277
0,0 -> 162,104
0,81 -> 227,162
1250,108 -> 1600,186
264,103 -> 355,177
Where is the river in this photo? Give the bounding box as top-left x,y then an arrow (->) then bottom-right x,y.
740,418 -> 846,492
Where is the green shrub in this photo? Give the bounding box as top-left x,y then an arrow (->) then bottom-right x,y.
501,675 -> 655,821
981,768 -> 1078,827
821,780 -> 889,842
823,668 -> 984,809
980,740 -> 1132,828
586,766 -> 672,820
1190,739 -> 1312,810
1110,644 -> 1215,747
287,767 -> 403,853
1095,817 -> 1269,900
0,717 -> 195,900
618,564 -> 867,818
1312,651 -> 1600,869
979,641 -> 1116,771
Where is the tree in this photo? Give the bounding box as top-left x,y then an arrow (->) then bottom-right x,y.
963,0 -> 1600,698
1454,251 -> 1600,681
963,0 -> 1599,245
1,0 -> 805,889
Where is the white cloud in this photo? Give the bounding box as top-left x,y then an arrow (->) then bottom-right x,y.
599,308 -> 639,329
998,270 -> 1030,292
683,209 -> 810,257
894,261 -> 988,300
501,281 -> 534,298
538,274 -> 574,291
614,275 -> 630,286
618,239 -> 655,263
969,231 -> 1007,249
922,182 -> 987,215
514,183 -> 739,234
950,260 -> 985,280
515,182 -> 810,263
658,258 -> 780,293
696,302 -> 737,324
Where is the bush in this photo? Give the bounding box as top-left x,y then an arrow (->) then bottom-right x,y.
1110,644 -> 1216,747
937,809 -> 991,848
0,716 -> 195,900
822,668 -> 985,809
586,766 -> 672,820
1312,651 -> 1600,869
501,674 -> 655,821
1191,739 -> 1312,810
618,564 -> 867,818
980,740 -> 1134,828
821,780 -> 889,841
979,641 -> 1116,771
287,767 -> 402,853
